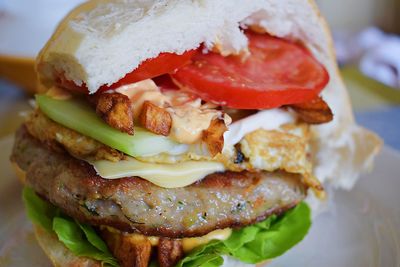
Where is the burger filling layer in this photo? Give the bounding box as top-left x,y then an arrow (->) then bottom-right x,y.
18,30 -> 335,267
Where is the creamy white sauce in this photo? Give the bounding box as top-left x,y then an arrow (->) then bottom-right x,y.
223,108 -> 296,149
115,79 -> 169,118
116,79 -> 230,144
46,86 -> 72,100
167,101 -> 220,144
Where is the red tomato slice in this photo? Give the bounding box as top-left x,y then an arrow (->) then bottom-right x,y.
171,32 -> 329,109
57,50 -> 196,94
153,74 -> 180,91
107,50 -> 196,90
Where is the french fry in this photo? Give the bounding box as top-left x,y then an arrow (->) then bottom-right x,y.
100,229 -> 152,267
139,101 -> 172,136
290,97 -> 333,124
202,118 -> 227,157
94,93 -> 134,135
158,238 -> 184,267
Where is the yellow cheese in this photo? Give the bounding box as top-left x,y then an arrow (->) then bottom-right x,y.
91,158 -> 225,188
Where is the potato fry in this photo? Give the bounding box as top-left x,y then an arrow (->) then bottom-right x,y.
290,97 -> 333,124
100,229 -> 152,267
158,238 -> 184,267
94,92 -> 134,135
139,101 -> 172,136
202,118 -> 227,157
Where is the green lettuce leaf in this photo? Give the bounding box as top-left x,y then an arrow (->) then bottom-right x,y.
233,202 -> 311,262
223,216 -> 275,251
23,187 -> 119,267
53,217 -> 118,266
77,222 -> 110,253
177,240 -> 225,267
22,187 -> 58,232
177,202 -> 311,267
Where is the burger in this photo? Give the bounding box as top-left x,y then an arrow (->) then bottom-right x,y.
10,0 -> 381,266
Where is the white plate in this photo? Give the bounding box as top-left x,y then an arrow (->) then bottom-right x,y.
0,136 -> 399,267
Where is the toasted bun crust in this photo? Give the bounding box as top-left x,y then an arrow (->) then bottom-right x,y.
11,162 -> 26,184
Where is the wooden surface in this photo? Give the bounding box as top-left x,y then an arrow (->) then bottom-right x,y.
0,55 -> 36,94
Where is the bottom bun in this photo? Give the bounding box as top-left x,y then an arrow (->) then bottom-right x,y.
11,162 -> 26,185
34,225 -> 101,267
33,224 -> 269,267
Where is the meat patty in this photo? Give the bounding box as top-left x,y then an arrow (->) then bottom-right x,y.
11,126 -> 307,238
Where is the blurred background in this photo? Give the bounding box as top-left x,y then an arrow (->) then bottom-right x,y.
317,0 -> 399,34
0,0 -> 399,149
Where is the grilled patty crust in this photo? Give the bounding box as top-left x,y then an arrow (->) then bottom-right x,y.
12,126 -> 307,238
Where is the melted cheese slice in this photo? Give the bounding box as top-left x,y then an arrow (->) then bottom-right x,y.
91,158 -> 225,188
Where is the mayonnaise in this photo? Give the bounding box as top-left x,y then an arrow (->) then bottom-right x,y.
116,79 -> 230,144
182,228 -> 232,252
46,86 -> 72,100
223,108 -> 296,149
116,79 -> 168,118
168,102 -> 219,144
